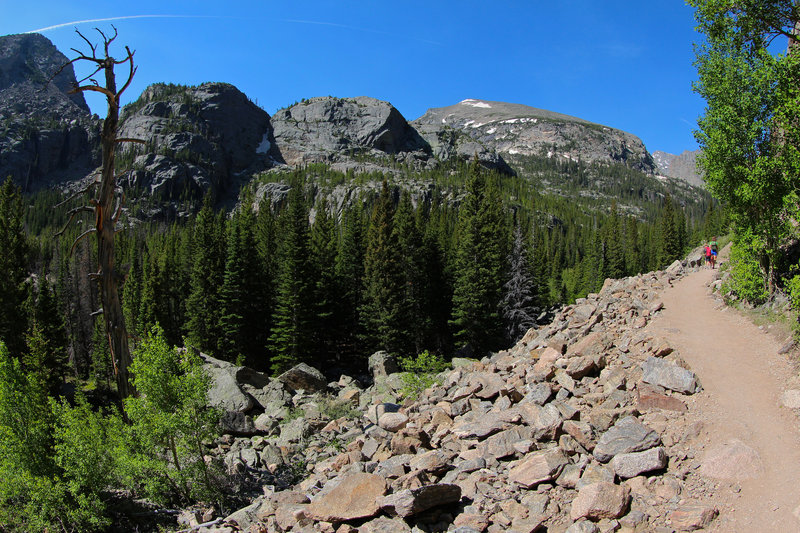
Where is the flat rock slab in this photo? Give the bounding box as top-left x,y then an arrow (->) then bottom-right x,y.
359,516 -> 413,532
699,438 -> 764,480
570,481 -> 631,520
306,472 -> 386,522
509,448 -> 569,488
380,483 -> 461,518
593,416 -> 661,463
781,389 -> 800,409
378,412 -> 409,432
641,356 -> 699,394
668,505 -> 718,531
611,446 -> 668,479
637,383 -> 687,412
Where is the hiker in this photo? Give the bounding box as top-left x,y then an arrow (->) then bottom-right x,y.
704,243 -> 712,268
709,236 -> 718,268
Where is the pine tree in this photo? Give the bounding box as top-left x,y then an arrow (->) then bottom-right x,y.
605,202 -> 625,279
29,275 -> 69,394
501,223 -> 539,344
269,180 -> 315,374
334,203 -> 366,359
310,200 -> 339,364
660,193 -> 680,265
360,180 -> 407,355
393,191 -> 426,354
186,195 -> 226,355
450,159 -> 509,355
0,178 -> 29,356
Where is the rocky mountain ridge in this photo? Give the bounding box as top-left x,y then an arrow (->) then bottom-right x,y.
169,250 -> 729,533
0,33 -> 98,191
0,32 -> 703,214
652,151 -> 703,189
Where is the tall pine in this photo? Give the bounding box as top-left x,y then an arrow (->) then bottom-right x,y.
0,178 -> 29,356
450,159 -> 508,356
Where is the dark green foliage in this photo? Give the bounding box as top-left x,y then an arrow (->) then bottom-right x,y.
333,203 -> 367,358
0,178 -> 29,356
450,159 -> 509,356
28,275 -> 69,394
360,180 -> 408,355
186,195 -> 227,354
659,193 -> 681,265
310,200 -> 339,363
269,180 -> 315,373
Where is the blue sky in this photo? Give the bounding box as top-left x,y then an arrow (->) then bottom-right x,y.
3,1 -> 710,154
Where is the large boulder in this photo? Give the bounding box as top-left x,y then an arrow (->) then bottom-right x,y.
593,416 -> 661,463
277,363 -> 327,393
306,473 -> 386,522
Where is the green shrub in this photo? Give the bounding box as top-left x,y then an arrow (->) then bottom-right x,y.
319,396 -> 361,420
722,229 -> 768,305
398,351 -> 450,400
117,327 -> 222,505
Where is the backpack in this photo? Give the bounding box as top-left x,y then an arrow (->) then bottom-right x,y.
710,240 -> 718,252
705,245 -> 711,257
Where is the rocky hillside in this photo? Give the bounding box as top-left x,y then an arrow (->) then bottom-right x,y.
413,100 -> 656,175
116,82 -> 277,209
0,33 -> 98,191
652,150 -> 704,188
169,252 -> 725,533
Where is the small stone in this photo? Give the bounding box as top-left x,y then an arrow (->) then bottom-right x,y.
570,482 -> 631,521
508,449 -> 570,488
699,439 -> 763,480
668,505 -> 718,531
781,389 -> 800,409
306,473 -> 386,522
637,383 -> 687,412
611,446 -> 668,479
380,483 -> 461,518
593,416 -> 660,463
378,412 -> 409,432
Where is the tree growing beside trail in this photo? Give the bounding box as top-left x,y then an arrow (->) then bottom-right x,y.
53,27 -> 143,398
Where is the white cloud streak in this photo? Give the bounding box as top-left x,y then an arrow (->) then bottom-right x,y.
25,15 -> 218,34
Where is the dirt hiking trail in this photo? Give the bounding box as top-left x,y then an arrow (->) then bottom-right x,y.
647,255 -> 800,531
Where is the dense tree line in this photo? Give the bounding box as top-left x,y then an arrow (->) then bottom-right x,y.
0,152 -> 714,388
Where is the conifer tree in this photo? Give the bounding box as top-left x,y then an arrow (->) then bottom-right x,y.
501,223 -> 539,344
605,202 -> 625,279
394,191 -> 426,354
660,193 -> 680,265
269,180 -> 315,374
186,196 -> 226,355
360,180 -> 407,355
450,159 -> 509,355
310,200 -> 339,363
334,203 -> 366,358
0,178 -> 29,357
29,275 -> 69,394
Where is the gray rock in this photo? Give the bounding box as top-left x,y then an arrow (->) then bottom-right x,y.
380,483 -> 461,518
593,416 -> 661,462
368,351 -> 401,378
611,446 -> 668,478
220,411 -> 257,436
277,363 -> 327,393
204,365 -> 254,413
641,356 -> 700,394
277,417 -> 312,444
525,382 -> 553,405
224,499 -> 262,531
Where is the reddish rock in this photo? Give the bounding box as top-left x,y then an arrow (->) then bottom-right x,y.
570,481 -> 631,520
509,449 -> 569,488
306,473 -> 386,522
637,383 -> 687,412
669,505 -> 718,531
380,483 -> 461,518
699,438 -> 763,480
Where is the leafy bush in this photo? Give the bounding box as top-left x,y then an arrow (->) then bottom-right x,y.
722,229 -> 768,305
0,342 -> 113,531
117,327 -> 222,506
398,351 -> 450,400
319,396 -> 361,420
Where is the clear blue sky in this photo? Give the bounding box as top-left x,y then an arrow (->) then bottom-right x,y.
3,1 -> 710,154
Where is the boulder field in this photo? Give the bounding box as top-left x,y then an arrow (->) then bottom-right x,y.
187,258 -> 721,533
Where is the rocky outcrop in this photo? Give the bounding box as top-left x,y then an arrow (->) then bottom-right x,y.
189,257 -> 728,532
653,150 -> 704,188
413,99 -> 656,174
0,33 -> 98,191
271,96 -> 431,167
117,82 -> 277,206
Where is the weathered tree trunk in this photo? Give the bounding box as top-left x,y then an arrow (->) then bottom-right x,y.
97,62 -> 132,399
53,27 -> 140,398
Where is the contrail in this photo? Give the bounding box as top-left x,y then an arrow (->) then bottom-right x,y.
25,15 -> 219,34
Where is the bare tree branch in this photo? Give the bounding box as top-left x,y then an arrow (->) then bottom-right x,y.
69,228 -> 96,256
115,137 -> 147,145
54,205 -> 95,237
55,178 -> 99,208
75,28 -> 97,58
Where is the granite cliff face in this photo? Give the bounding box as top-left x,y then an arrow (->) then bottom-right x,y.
413,99 -> 656,174
653,150 -> 704,188
0,33 -> 98,190
271,96 -> 431,167
117,82 -> 277,205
